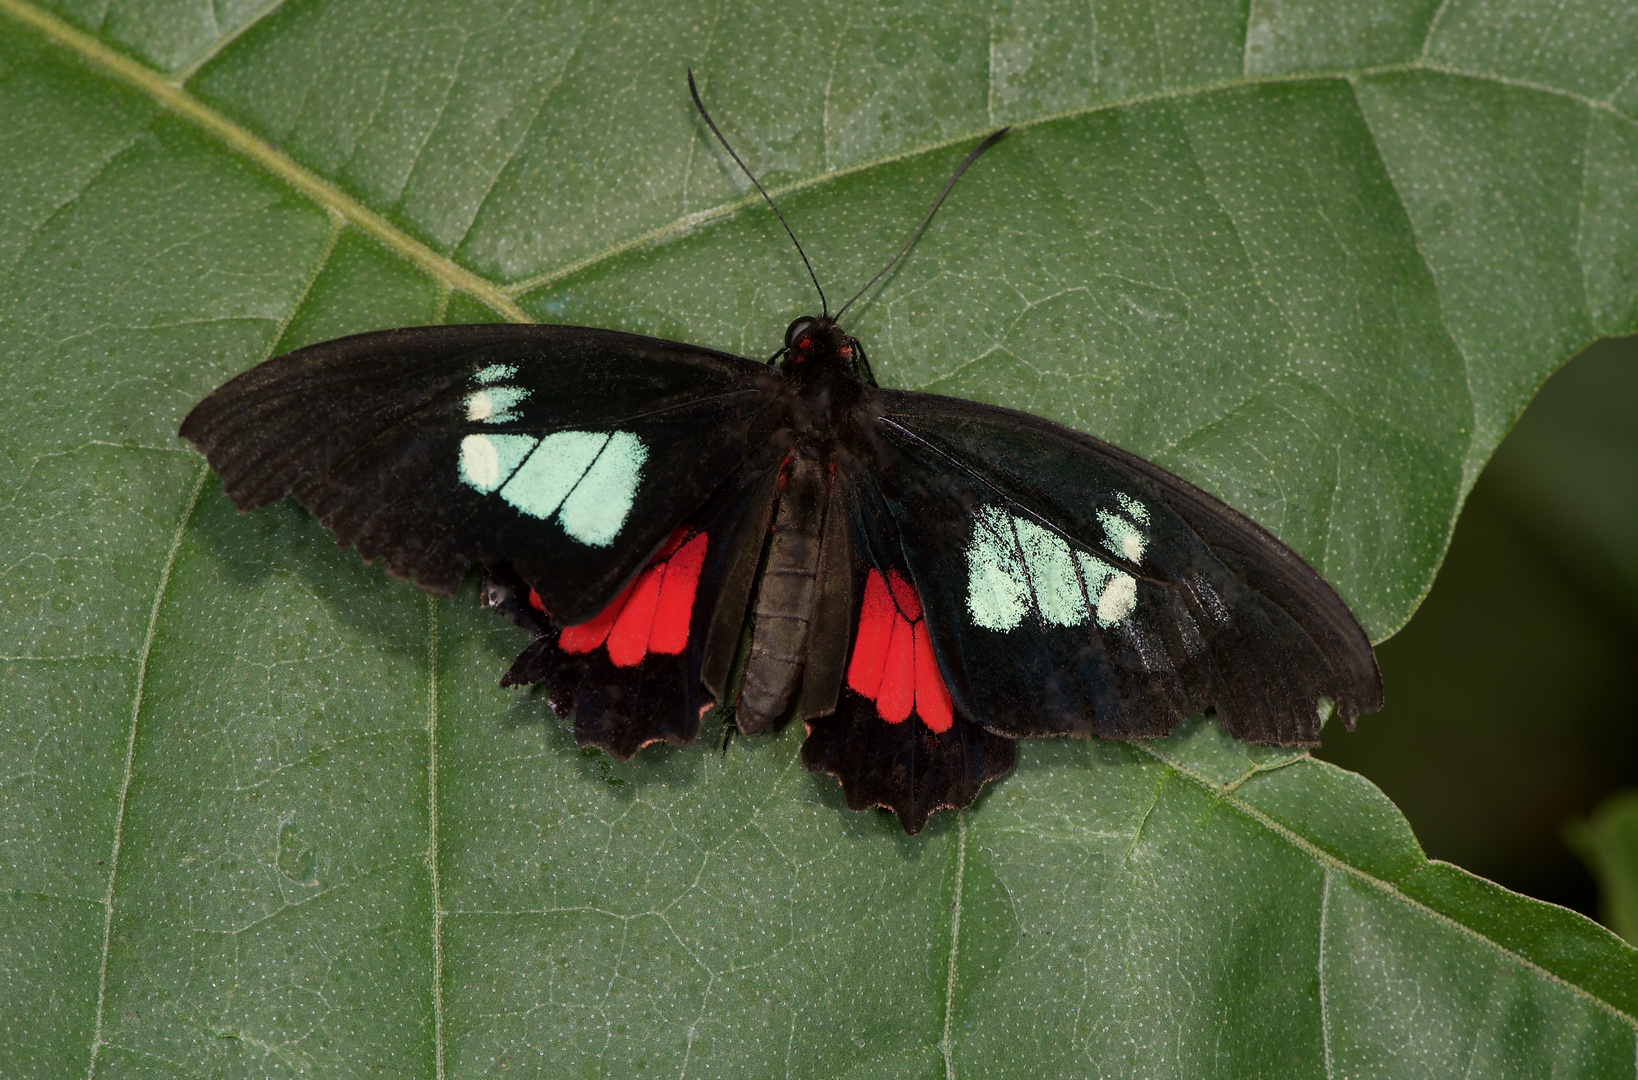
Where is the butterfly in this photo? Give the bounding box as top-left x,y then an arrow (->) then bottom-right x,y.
179,75 -> 1382,833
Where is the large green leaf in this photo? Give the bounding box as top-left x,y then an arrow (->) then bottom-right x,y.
2,0 -> 1636,1075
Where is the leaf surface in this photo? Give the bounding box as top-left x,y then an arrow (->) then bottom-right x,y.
2,0 -> 1637,1075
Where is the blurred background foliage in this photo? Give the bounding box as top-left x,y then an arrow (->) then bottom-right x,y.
1320,334 -> 1638,926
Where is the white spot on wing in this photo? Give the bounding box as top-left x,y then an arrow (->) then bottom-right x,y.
466,385 -> 529,423
472,363 -> 517,385
558,431 -> 647,547
459,433 -> 538,493
1095,573 -> 1137,626
501,431 -> 608,519
1097,508 -> 1147,565
460,434 -> 499,490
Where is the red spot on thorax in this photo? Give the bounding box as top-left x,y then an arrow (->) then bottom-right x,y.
557,529 -> 709,667
844,569 -> 954,734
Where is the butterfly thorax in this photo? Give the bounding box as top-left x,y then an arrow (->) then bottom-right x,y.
775,316 -> 870,429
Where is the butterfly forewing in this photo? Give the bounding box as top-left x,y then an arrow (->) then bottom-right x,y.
856,389 -> 1381,746
181,325 -> 782,623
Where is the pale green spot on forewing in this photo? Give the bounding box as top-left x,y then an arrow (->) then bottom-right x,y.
966,506 -> 1029,632
466,385 -> 530,423
1014,516 -> 1089,627
472,363 -> 517,385
557,432 -> 647,547
1116,492 -> 1152,526
458,433 -> 538,493
500,430 -> 609,519
458,429 -> 648,547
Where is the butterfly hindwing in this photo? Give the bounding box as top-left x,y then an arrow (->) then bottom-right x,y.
855,390 -> 1382,746
180,324 -> 781,624
483,462 -> 781,759
799,472 -> 1017,834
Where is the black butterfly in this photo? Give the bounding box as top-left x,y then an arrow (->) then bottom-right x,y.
180,77 -> 1381,833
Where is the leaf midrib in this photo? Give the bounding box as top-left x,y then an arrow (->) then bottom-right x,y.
5,0 -> 1631,325
0,0 -> 527,320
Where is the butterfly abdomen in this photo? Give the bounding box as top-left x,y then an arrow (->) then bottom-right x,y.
736,453 -> 829,733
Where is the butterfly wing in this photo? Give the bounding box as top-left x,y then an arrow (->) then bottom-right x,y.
848,389 -> 1382,747
483,460 -> 780,759
180,324 -> 782,624
799,470 -> 1017,834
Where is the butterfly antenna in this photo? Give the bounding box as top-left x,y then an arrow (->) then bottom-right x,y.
834,127 -> 1009,324
689,70 -> 828,318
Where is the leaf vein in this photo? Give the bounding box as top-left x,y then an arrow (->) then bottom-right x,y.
451,24 -> 582,258
0,0 -> 527,320
1318,867 -> 1335,1080
427,594 -> 447,1080
939,810 -> 967,1080
8,0 -> 1634,335
1141,741 -> 1638,1030
173,0 -> 293,84
83,462 -> 208,1080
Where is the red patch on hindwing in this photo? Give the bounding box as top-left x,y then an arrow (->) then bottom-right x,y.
606,567 -> 664,666
649,531 -> 706,652
912,621 -> 953,731
558,529 -> 708,666
845,569 -> 954,733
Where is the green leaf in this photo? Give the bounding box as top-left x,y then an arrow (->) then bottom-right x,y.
1571,790 -> 1638,947
2,0 -> 1636,1075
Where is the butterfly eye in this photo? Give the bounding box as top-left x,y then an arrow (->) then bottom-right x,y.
784,317 -> 816,351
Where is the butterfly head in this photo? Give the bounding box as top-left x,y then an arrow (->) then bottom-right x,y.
780,316 -> 873,386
